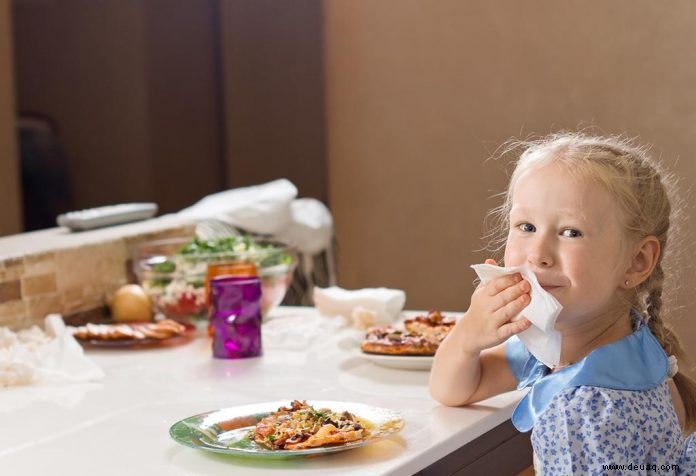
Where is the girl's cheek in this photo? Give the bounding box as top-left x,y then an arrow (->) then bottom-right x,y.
504,245 -> 523,267
505,235 -> 524,261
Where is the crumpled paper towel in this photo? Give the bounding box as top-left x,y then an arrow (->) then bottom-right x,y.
177,178 -> 297,235
471,263 -> 563,368
0,314 -> 105,387
313,286 -> 406,328
177,179 -> 335,258
263,313 -> 347,351
274,198 -> 333,255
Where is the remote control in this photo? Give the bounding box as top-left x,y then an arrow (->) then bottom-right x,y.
57,203 -> 158,231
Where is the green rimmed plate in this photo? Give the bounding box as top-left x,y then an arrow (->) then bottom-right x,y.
169,400 -> 404,459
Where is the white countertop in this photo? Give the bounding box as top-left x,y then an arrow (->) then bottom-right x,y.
0,214 -> 192,260
0,307 -> 525,476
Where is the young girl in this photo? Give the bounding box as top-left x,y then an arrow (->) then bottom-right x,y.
430,133 -> 696,474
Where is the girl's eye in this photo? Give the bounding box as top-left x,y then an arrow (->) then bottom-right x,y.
518,223 -> 536,232
561,228 -> 582,238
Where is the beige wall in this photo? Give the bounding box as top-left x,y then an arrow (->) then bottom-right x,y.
324,1 -> 696,368
0,0 -> 22,235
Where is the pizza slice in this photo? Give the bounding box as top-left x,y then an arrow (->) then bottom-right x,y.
360,326 -> 440,356
360,310 -> 456,356
253,400 -> 369,450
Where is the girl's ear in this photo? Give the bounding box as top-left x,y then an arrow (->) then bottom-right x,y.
624,235 -> 660,288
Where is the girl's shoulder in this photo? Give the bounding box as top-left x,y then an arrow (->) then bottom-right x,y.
535,384 -> 683,457
549,382 -> 676,422
508,324 -> 670,432
536,383 -> 681,449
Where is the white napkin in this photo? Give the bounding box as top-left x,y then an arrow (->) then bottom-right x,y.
263,313 -> 347,351
313,286 -> 406,328
274,198 -> 333,255
177,180 -> 335,257
0,314 -> 104,387
177,178 -> 297,235
470,264 -> 563,368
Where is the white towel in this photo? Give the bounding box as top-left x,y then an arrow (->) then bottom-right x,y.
177,180 -> 335,256
177,178 -> 297,235
0,314 -> 104,387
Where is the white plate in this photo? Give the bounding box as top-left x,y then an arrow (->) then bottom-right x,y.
361,352 -> 434,370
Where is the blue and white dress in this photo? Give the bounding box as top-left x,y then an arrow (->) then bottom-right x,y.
505,319 -> 696,475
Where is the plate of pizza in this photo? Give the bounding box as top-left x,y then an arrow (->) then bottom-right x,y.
359,310 -> 456,370
169,400 -> 404,458
361,352 -> 435,370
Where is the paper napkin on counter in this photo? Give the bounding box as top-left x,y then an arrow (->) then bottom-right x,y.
0,314 -> 104,387
470,264 -> 563,368
263,313 -> 347,351
313,286 -> 406,328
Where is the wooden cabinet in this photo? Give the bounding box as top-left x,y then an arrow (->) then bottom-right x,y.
9,0 -> 327,233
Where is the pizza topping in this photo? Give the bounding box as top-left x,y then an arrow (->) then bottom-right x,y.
252,400 -> 369,450
387,330 -> 405,341
404,310 -> 455,338
360,310 -> 455,356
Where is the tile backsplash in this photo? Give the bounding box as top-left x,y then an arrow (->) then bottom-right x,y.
0,217 -> 195,329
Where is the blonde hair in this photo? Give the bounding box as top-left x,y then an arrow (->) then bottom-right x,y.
486,132 -> 696,431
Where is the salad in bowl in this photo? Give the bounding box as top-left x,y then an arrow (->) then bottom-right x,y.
133,236 -> 296,320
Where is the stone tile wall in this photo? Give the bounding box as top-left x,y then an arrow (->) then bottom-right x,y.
0,219 -> 195,329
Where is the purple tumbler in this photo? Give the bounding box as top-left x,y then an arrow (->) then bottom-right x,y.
209,275 -> 262,359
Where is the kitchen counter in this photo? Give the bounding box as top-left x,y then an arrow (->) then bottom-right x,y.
0,307 -> 530,475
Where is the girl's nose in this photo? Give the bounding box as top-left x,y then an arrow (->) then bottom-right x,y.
527,238 -> 554,268
528,254 -> 554,267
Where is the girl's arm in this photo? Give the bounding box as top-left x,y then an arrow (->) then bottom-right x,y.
430,339 -> 517,406
429,269 -> 532,406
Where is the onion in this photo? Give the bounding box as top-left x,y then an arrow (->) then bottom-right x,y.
110,284 -> 153,322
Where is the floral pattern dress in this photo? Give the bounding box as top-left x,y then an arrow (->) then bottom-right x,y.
505,321 -> 696,475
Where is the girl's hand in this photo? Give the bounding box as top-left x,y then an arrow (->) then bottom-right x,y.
458,259 -> 532,355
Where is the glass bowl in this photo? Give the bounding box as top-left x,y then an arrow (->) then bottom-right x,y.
132,236 -> 297,321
